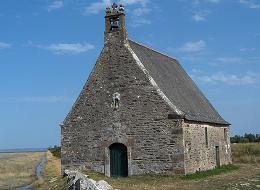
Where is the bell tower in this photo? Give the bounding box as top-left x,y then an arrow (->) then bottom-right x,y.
104,3 -> 127,44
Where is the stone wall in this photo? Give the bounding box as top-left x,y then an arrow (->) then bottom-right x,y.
183,121 -> 232,174
61,33 -> 185,176
61,11 -> 231,176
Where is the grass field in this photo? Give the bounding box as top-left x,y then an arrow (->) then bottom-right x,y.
84,164 -> 259,190
0,152 -> 45,189
232,142 -> 260,163
17,143 -> 260,190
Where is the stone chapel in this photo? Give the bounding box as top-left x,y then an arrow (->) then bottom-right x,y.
61,3 -> 232,177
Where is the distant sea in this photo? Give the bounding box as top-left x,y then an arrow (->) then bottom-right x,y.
0,148 -> 47,153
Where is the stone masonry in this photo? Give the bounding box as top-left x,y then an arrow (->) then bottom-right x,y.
61,3 -> 232,176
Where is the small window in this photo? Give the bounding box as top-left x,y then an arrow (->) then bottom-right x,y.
224,128 -> 228,142
205,127 -> 208,147
113,92 -> 120,109
114,97 -> 119,108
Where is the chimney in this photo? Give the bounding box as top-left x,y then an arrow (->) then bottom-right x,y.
104,3 -> 127,45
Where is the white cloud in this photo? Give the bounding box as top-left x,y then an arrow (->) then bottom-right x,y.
206,0 -> 220,2
180,0 -> 220,22
208,57 -> 247,67
192,11 -> 210,21
180,55 -> 202,62
239,0 -> 260,8
240,48 -> 256,52
24,41 -> 95,55
130,18 -> 151,27
215,57 -> 242,63
0,42 -> 11,49
192,71 -> 257,85
178,40 -> 206,53
84,0 -> 111,14
45,43 -> 95,55
0,96 -> 72,103
132,7 -> 151,16
19,96 -> 72,103
210,56 -> 260,66
193,13 -> 206,21
192,0 -> 220,4
48,1 -> 64,12
120,0 -> 149,6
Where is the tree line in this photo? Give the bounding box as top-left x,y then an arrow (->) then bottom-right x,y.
231,133 -> 260,143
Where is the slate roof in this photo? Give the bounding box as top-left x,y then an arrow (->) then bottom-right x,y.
128,39 -> 229,125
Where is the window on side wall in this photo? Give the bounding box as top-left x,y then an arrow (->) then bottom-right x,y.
224,128 -> 228,143
205,127 -> 208,147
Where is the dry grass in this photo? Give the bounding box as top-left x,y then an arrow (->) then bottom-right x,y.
0,152 -> 45,189
84,164 -> 257,189
85,164 -> 260,190
85,143 -> 260,190
32,151 -> 66,190
232,142 -> 260,163
42,151 -> 61,179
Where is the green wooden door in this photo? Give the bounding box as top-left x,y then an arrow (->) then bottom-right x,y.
110,143 -> 128,177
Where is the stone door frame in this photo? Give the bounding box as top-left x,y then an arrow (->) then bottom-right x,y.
104,141 -> 132,177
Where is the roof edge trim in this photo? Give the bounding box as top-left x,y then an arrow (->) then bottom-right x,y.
184,118 -> 231,126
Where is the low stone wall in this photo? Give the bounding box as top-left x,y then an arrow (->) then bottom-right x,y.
65,170 -> 113,190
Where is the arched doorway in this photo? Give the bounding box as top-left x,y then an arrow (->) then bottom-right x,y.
109,143 -> 128,177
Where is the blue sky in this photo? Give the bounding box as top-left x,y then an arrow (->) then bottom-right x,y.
0,0 -> 259,149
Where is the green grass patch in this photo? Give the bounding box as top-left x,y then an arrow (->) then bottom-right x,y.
87,164 -> 240,183
183,164 -> 239,180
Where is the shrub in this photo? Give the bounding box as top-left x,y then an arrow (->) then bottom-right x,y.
48,146 -> 61,158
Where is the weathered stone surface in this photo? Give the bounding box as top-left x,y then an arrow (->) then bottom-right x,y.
61,12 -> 185,175
183,121 -> 232,174
61,3 -> 231,177
96,180 -> 113,190
65,170 -> 113,190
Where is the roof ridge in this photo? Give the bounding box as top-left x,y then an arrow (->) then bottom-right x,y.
128,38 -> 178,61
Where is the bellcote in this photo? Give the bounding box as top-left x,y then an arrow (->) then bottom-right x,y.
104,3 -> 127,44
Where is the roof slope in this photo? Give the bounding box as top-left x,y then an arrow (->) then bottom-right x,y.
128,39 -> 229,125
